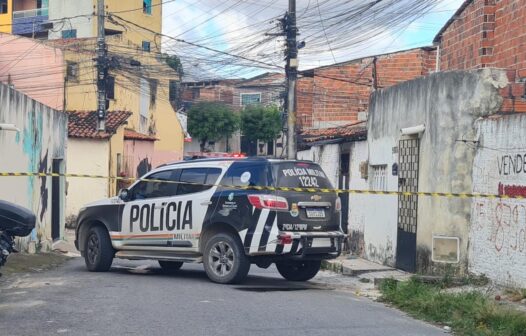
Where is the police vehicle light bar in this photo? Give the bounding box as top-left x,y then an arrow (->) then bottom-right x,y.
247,194 -> 289,211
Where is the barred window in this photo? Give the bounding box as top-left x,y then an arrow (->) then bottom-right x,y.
371,165 -> 387,191
241,93 -> 261,106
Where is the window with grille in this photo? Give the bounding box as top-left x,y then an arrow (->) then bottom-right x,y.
371,165 -> 387,191
241,93 -> 261,106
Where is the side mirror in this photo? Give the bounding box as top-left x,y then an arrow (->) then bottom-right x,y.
119,188 -> 130,201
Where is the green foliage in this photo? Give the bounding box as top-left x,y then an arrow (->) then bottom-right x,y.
241,105 -> 282,143
380,278 -> 526,336
163,54 -> 184,77
187,102 -> 239,150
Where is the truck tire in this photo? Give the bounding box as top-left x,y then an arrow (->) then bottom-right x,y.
158,260 -> 184,272
203,232 -> 250,284
276,260 -> 321,281
84,226 -> 114,272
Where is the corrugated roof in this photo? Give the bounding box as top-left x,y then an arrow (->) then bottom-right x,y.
68,110 -> 132,139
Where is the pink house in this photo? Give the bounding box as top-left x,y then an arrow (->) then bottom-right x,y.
0,33 -> 64,110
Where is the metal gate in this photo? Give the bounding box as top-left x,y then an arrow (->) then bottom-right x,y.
395,138 -> 420,272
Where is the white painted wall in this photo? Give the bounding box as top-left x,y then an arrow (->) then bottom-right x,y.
469,114 -> 526,287
66,139 -> 109,220
0,84 -> 68,251
48,0 -> 93,39
348,140 -> 372,257
363,136 -> 399,265
297,144 -> 340,187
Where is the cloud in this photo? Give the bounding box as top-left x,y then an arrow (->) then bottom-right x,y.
162,0 -> 465,77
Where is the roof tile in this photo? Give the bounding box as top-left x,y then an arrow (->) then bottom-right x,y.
68,110 -> 132,139
301,122 -> 367,143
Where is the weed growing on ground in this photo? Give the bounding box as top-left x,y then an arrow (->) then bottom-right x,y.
380,278 -> 526,336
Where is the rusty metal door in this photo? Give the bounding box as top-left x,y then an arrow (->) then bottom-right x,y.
395,138 -> 420,272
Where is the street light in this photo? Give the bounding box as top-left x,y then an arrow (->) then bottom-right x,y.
0,124 -> 20,132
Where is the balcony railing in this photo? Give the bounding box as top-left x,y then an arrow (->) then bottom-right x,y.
12,7 -> 48,19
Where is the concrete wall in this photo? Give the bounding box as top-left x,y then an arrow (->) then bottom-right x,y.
124,139 -> 155,178
48,0 -> 92,39
0,33 -> 64,110
297,144 -> 340,188
367,69 -> 506,273
66,138 -> 109,220
469,113 -> 526,287
0,83 -> 67,251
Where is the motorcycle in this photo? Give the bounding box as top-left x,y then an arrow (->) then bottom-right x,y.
0,200 -> 36,276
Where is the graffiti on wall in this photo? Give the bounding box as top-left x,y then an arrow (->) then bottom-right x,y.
473,199 -> 526,254
470,147 -> 526,286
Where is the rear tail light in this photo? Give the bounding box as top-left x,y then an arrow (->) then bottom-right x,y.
248,194 -> 289,211
335,197 -> 342,212
277,233 -> 293,245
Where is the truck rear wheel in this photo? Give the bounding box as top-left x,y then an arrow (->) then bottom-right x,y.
276,260 -> 321,281
84,226 -> 114,272
203,232 -> 250,284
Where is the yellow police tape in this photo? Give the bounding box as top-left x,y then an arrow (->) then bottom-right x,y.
0,171 -> 523,200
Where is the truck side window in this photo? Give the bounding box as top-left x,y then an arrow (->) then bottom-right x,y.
220,162 -> 268,188
177,168 -> 222,195
132,170 -> 178,200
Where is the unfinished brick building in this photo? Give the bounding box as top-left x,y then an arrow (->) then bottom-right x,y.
433,0 -> 526,113
297,47 -> 437,130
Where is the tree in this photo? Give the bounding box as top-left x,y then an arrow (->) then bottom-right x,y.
241,105 -> 282,145
187,102 -> 239,151
163,54 -> 184,78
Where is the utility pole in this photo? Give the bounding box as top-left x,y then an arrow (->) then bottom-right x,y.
96,0 -> 107,131
285,0 -> 298,159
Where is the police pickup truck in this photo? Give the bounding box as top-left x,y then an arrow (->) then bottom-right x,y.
75,158 -> 345,284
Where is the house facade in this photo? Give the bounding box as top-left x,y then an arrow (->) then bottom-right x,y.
336,0 -> 526,285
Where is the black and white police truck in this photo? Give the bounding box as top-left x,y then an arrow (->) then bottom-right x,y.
75,158 -> 345,284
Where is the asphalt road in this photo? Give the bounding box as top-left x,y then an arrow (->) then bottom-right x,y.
0,258 -> 445,336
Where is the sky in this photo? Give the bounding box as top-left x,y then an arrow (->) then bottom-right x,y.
161,0 -> 465,79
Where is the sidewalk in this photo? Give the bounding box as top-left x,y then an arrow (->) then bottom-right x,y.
320,255 -> 411,298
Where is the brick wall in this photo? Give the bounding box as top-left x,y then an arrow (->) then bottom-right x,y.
297,47 -> 436,129
437,0 -> 526,113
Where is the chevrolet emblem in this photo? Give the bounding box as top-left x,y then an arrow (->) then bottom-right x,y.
311,195 -> 322,201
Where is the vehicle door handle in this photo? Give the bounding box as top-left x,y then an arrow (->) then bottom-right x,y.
200,201 -> 212,206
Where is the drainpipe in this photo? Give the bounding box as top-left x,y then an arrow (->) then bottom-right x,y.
435,44 -> 440,72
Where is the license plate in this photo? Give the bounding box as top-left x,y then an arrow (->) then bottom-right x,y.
306,208 -> 325,218
312,238 -> 332,248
